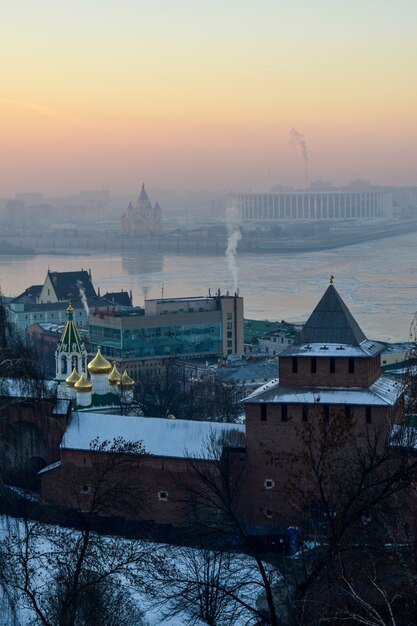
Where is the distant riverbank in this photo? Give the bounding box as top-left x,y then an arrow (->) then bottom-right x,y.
3,218 -> 417,257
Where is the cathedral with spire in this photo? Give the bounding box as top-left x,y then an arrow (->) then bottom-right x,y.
121,183 -> 162,235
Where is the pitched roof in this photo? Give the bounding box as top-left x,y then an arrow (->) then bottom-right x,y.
296,284 -> 366,346
61,413 -> 245,459
48,271 -> 96,301
243,375 -> 403,407
100,291 -> 132,307
11,284 -> 42,304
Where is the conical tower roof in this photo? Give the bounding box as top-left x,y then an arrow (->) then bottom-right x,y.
296,280 -> 366,346
57,303 -> 85,355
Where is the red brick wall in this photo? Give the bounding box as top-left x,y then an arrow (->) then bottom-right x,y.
279,354 -> 381,388
242,400 -> 399,527
41,449 -> 220,527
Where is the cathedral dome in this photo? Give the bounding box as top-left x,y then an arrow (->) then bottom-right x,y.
74,371 -> 93,392
66,367 -> 80,387
108,362 -> 122,384
88,346 -> 112,374
118,369 -> 135,390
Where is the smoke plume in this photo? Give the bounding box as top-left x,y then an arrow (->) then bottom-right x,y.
290,127 -> 308,163
225,204 -> 242,293
76,280 -> 89,317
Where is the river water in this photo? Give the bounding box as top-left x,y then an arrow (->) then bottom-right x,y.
1,231 -> 417,342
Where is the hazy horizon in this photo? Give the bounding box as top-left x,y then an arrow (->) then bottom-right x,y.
2,1 -> 417,195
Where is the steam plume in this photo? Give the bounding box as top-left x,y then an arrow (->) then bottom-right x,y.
290,127 -> 308,187
225,204 -> 242,293
76,280 -> 89,317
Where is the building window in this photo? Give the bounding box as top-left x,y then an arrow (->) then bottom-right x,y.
227,331 -> 232,339
227,312 -> 232,320
265,508 -> 273,519
330,357 -> 335,373
264,479 -> 275,490
323,405 -> 330,422
158,491 -> 169,501
345,405 -> 351,418
302,405 -> 308,422
281,404 -> 288,421
366,406 -> 372,424
348,358 -> 355,374
260,404 -> 267,421
292,357 -> 298,373
227,340 -> 233,348
311,357 -> 317,373
80,485 -> 91,495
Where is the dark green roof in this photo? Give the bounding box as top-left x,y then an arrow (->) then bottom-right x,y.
296,284 -> 367,346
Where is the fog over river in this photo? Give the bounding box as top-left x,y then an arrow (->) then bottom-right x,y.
1,231 -> 417,342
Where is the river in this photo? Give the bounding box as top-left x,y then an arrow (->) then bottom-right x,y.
0,230 -> 417,342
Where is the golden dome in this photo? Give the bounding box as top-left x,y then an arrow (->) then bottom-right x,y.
74,370 -> 93,392
118,369 -> 135,389
67,303 -> 75,315
87,346 -> 112,374
108,362 -> 122,384
66,366 -> 80,387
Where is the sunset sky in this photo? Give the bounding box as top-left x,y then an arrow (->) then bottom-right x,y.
1,0 -> 417,194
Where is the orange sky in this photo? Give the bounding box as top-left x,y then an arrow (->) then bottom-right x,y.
1,0 -> 417,194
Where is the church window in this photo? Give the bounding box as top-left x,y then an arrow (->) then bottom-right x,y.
323,405 -> 330,422
348,358 -> 355,374
264,479 -> 275,489
260,404 -> 267,421
330,357 -> 335,373
265,508 -> 273,519
311,357 -> 317,373
80,485 -> 91,494
281,404 -> 288,421
158,491 -> 168,501
345,405 -> 351,418
302,405 -> 308,422
292,357 -> 298,373
366,406 -> 372,423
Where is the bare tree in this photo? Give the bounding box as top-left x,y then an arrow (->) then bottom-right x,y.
0,437 -> 162,626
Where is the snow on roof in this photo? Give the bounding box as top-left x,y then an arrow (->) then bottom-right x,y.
244,375 -> 403,407
283,340 -> 384,358
61,413 -> 245,459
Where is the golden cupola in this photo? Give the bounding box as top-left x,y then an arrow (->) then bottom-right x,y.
74,370 -> 93,392
87,346 -> 112,375
108,362 -> 122,385
118,369 -> 135,390
66,367 -> 80,387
